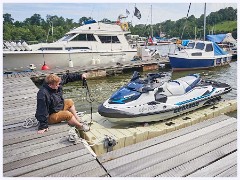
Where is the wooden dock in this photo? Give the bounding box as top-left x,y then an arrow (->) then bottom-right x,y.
2,73 -> 237,177
3,59 -> 168,80
98,115 -> 237,177
3,76 -> 108,177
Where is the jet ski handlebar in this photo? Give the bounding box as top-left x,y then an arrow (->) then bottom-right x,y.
130,71 -> 166,82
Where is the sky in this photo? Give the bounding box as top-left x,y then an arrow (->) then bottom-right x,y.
2,0 -> 238,26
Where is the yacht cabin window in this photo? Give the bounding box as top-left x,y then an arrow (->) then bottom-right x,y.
65,47 -> 90,50
205,44 -> 213,52
195,42 -> 205,50
98,36 -> 120,43
38,47 -> 63,50
71,34 -> 96,41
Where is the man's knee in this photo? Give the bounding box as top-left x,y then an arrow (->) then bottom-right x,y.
64,99 -> 74,110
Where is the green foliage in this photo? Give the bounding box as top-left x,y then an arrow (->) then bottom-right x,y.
3,6 -> 237,42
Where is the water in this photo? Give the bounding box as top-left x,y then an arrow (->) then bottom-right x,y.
63,61 -> 237,114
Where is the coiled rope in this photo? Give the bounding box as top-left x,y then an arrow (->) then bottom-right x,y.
22,117 -> 39,128
68,127 -> 95,147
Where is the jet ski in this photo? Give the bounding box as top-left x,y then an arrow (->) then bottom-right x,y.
98,71 -> 232,123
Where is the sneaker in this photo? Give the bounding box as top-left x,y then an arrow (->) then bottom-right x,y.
68,127 -> 78,142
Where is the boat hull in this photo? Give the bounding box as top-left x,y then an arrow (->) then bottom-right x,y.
3,50 -> 136,71
169,56 -> 215,71
99,100 -> 207,123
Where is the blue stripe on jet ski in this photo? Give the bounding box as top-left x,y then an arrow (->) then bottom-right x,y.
175,88 -> 216,105
111,99 -> 125,104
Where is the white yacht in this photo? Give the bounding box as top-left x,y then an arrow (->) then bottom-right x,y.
3,22 -> 137,71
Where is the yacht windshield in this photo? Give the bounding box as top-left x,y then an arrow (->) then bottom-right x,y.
60,33 -> 76,41
71,34 -> 96,41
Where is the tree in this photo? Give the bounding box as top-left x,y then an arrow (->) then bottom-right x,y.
24,14 -> 44,26
78,16 -> 92,25
100,18 -> 111,23
3,13 -> 14,24
3,6 -> 237,42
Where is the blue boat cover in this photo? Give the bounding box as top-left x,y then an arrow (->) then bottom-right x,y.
182,40 -> 190,46
213,42 -> 227,55
206,34 -> 226,43
84,20 -> 97,25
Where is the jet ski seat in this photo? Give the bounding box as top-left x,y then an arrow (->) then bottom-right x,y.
166,74 -> 201,95
166,81 -> 185,95
178,74 -> 201,92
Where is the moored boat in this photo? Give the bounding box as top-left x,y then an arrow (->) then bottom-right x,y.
206,33 -> 237,60
168,40 -> 232,71
3,21 -> 137,71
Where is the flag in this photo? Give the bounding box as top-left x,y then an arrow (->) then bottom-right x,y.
126,9 -> 130,15
134,7 -> 141,20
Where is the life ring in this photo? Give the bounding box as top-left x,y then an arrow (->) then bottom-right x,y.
120,22 -> 129,31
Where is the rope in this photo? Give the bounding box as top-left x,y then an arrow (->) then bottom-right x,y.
76,111 -> 86,118
22,117 -> 39,128
68,127 -> 95,146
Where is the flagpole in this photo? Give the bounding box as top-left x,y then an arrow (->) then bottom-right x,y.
151,4 -> 153,37
203,3 -> 206,41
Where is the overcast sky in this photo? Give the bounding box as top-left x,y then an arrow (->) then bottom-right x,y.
2,0 -> 238,25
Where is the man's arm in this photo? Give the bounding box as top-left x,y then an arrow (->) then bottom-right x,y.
35,90 -> 49,133
60,72 -> 87,85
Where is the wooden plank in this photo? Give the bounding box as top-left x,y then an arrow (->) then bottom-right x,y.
3,107 -> 36,116
3,89 -> 38,97
105,126 -> 237,177
48,160 -> 102,177
3,123 -> 70,146
3,100 -> 36,109
98,115 -> 232,163
3,102 -> 36,109
4,134 -> 69,157
3,94 -> 37,103
3,122 -> 65,139
157,141 -> 237,177
215,165 -> 237,177
100,117 -> 236,171
76,167 -> 108,177
4,129 -> 68,152
3,143 -> 85,172
22,154 -> 94,177
188,151 -> 237,177
4,136 -> 74,164
127,131 -> 237,177
3,127 -> 69,147
3,114 -> 36,124
3,121 -> 37,131
4,148 -> 91,177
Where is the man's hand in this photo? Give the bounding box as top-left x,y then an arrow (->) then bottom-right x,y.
37,128 -> 49,134
82,73 -> 87,79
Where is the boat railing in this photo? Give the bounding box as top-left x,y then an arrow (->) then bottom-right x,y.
3,41 -> 32,51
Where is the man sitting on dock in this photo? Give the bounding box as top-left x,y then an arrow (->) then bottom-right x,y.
35,73 -> 89,134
